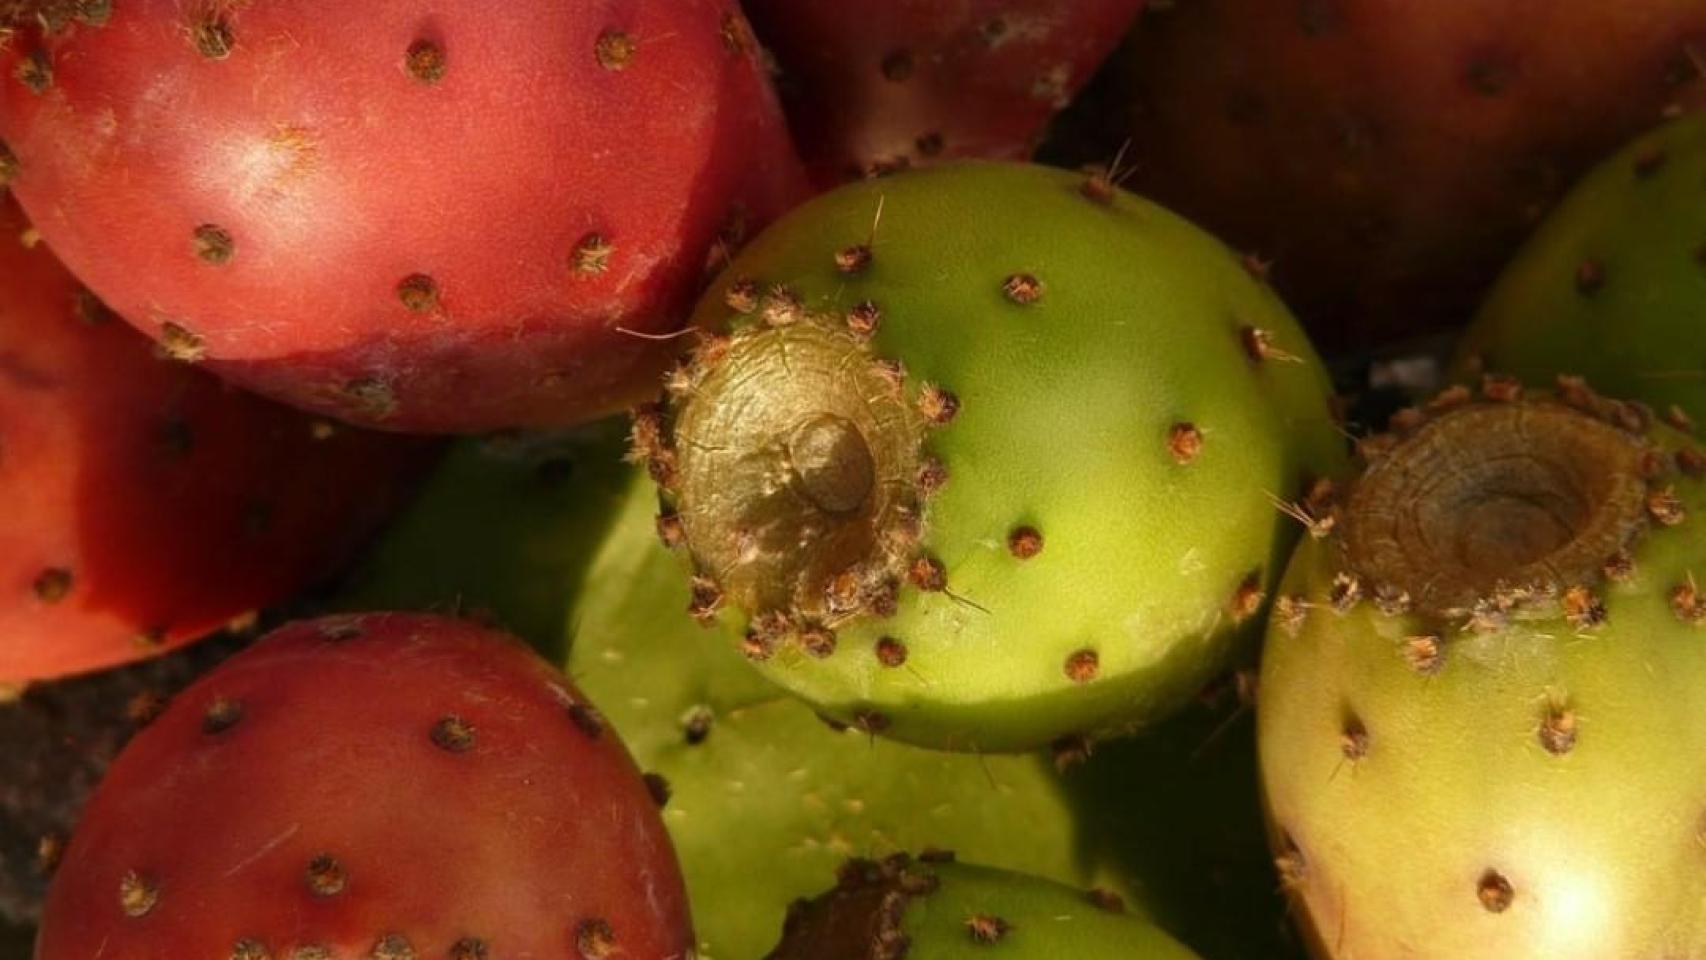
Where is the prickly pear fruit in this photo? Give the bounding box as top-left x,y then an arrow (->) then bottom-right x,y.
1113,0 -> 1706,350
1457,113 -> 1706,425
767,853 -> 1202,959
1259,386 -> 1706,959
644,161 -> 1345,752
745,0 -> 1146,185
0,0 -> 807,433
0,199 -> 429,686
35,612 -> 694,960
339,432 -> 1112,960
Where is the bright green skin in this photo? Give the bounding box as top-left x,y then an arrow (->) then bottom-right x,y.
339,433 -> 1108,960
1259,425 -> 1706,958
1456,114 -> 1706,421
778,859 -> 1203,959
687,161 -> 1346,751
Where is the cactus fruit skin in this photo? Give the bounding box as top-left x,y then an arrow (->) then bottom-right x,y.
340,434 -> 1110,960
35,612 -> 694,960
1456,114 -> 1706,425
0,1 -> 807,433
1115,1 -> 1706,351
767,854 -> 1203,959
0,199 -> 430,686
651,161 -> 1346,752
1259,389 -> 1706,959
744,0 -> 1146,186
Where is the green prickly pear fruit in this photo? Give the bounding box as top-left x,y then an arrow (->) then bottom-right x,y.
1259,383 -> 1706,959
1456,113 -> 1706,426
646,160 -> 1346,752
767,853 -> 1203,959
337,432 -> 1113,960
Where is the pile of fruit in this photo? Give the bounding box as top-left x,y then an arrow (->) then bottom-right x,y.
3,2 -> 1704,958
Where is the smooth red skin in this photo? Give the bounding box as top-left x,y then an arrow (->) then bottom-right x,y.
745,0 -> 1146,186
0,1 -> 808,434
0,200 -> 434,685
37,613 -> 694,960
1121,1 -> 1706,351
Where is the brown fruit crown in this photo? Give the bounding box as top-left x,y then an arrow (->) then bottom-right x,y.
1334,379 -> 1686,621
642,298 -> 935,642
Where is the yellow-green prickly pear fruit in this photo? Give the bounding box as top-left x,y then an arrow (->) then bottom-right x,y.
1260,383 -> 1706,959
646,161 -> 1346,752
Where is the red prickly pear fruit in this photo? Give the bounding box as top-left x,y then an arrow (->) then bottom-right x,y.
35,612 -> 695,960
0,199 -> 433,687
0,0 -> 810,433
1115,0 -> 1706,351
744,0 -> 1147,185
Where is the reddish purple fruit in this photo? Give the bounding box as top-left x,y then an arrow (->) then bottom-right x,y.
0,0 -> 809,432
0,198 -> 429,687
745,0 -> 1146,185
35,612 -> 695,960
1117,0 -> 1706,350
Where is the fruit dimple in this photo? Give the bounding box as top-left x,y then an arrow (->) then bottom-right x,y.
430,715 -> 477,753
33,567 -> 73,603
396,274 -> 439,313
1477,869 -> 1514,913
575,917 -> 616,958
191,15 -> 234,59
370,933 -> 416,960
118,870 -> 158,918
0,141 -> 18,184
202,697 -> 244,734
405,40 -> 446,83
304,854 -> 347,897
595,30 -> 636,70
193,224 -> 234,264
